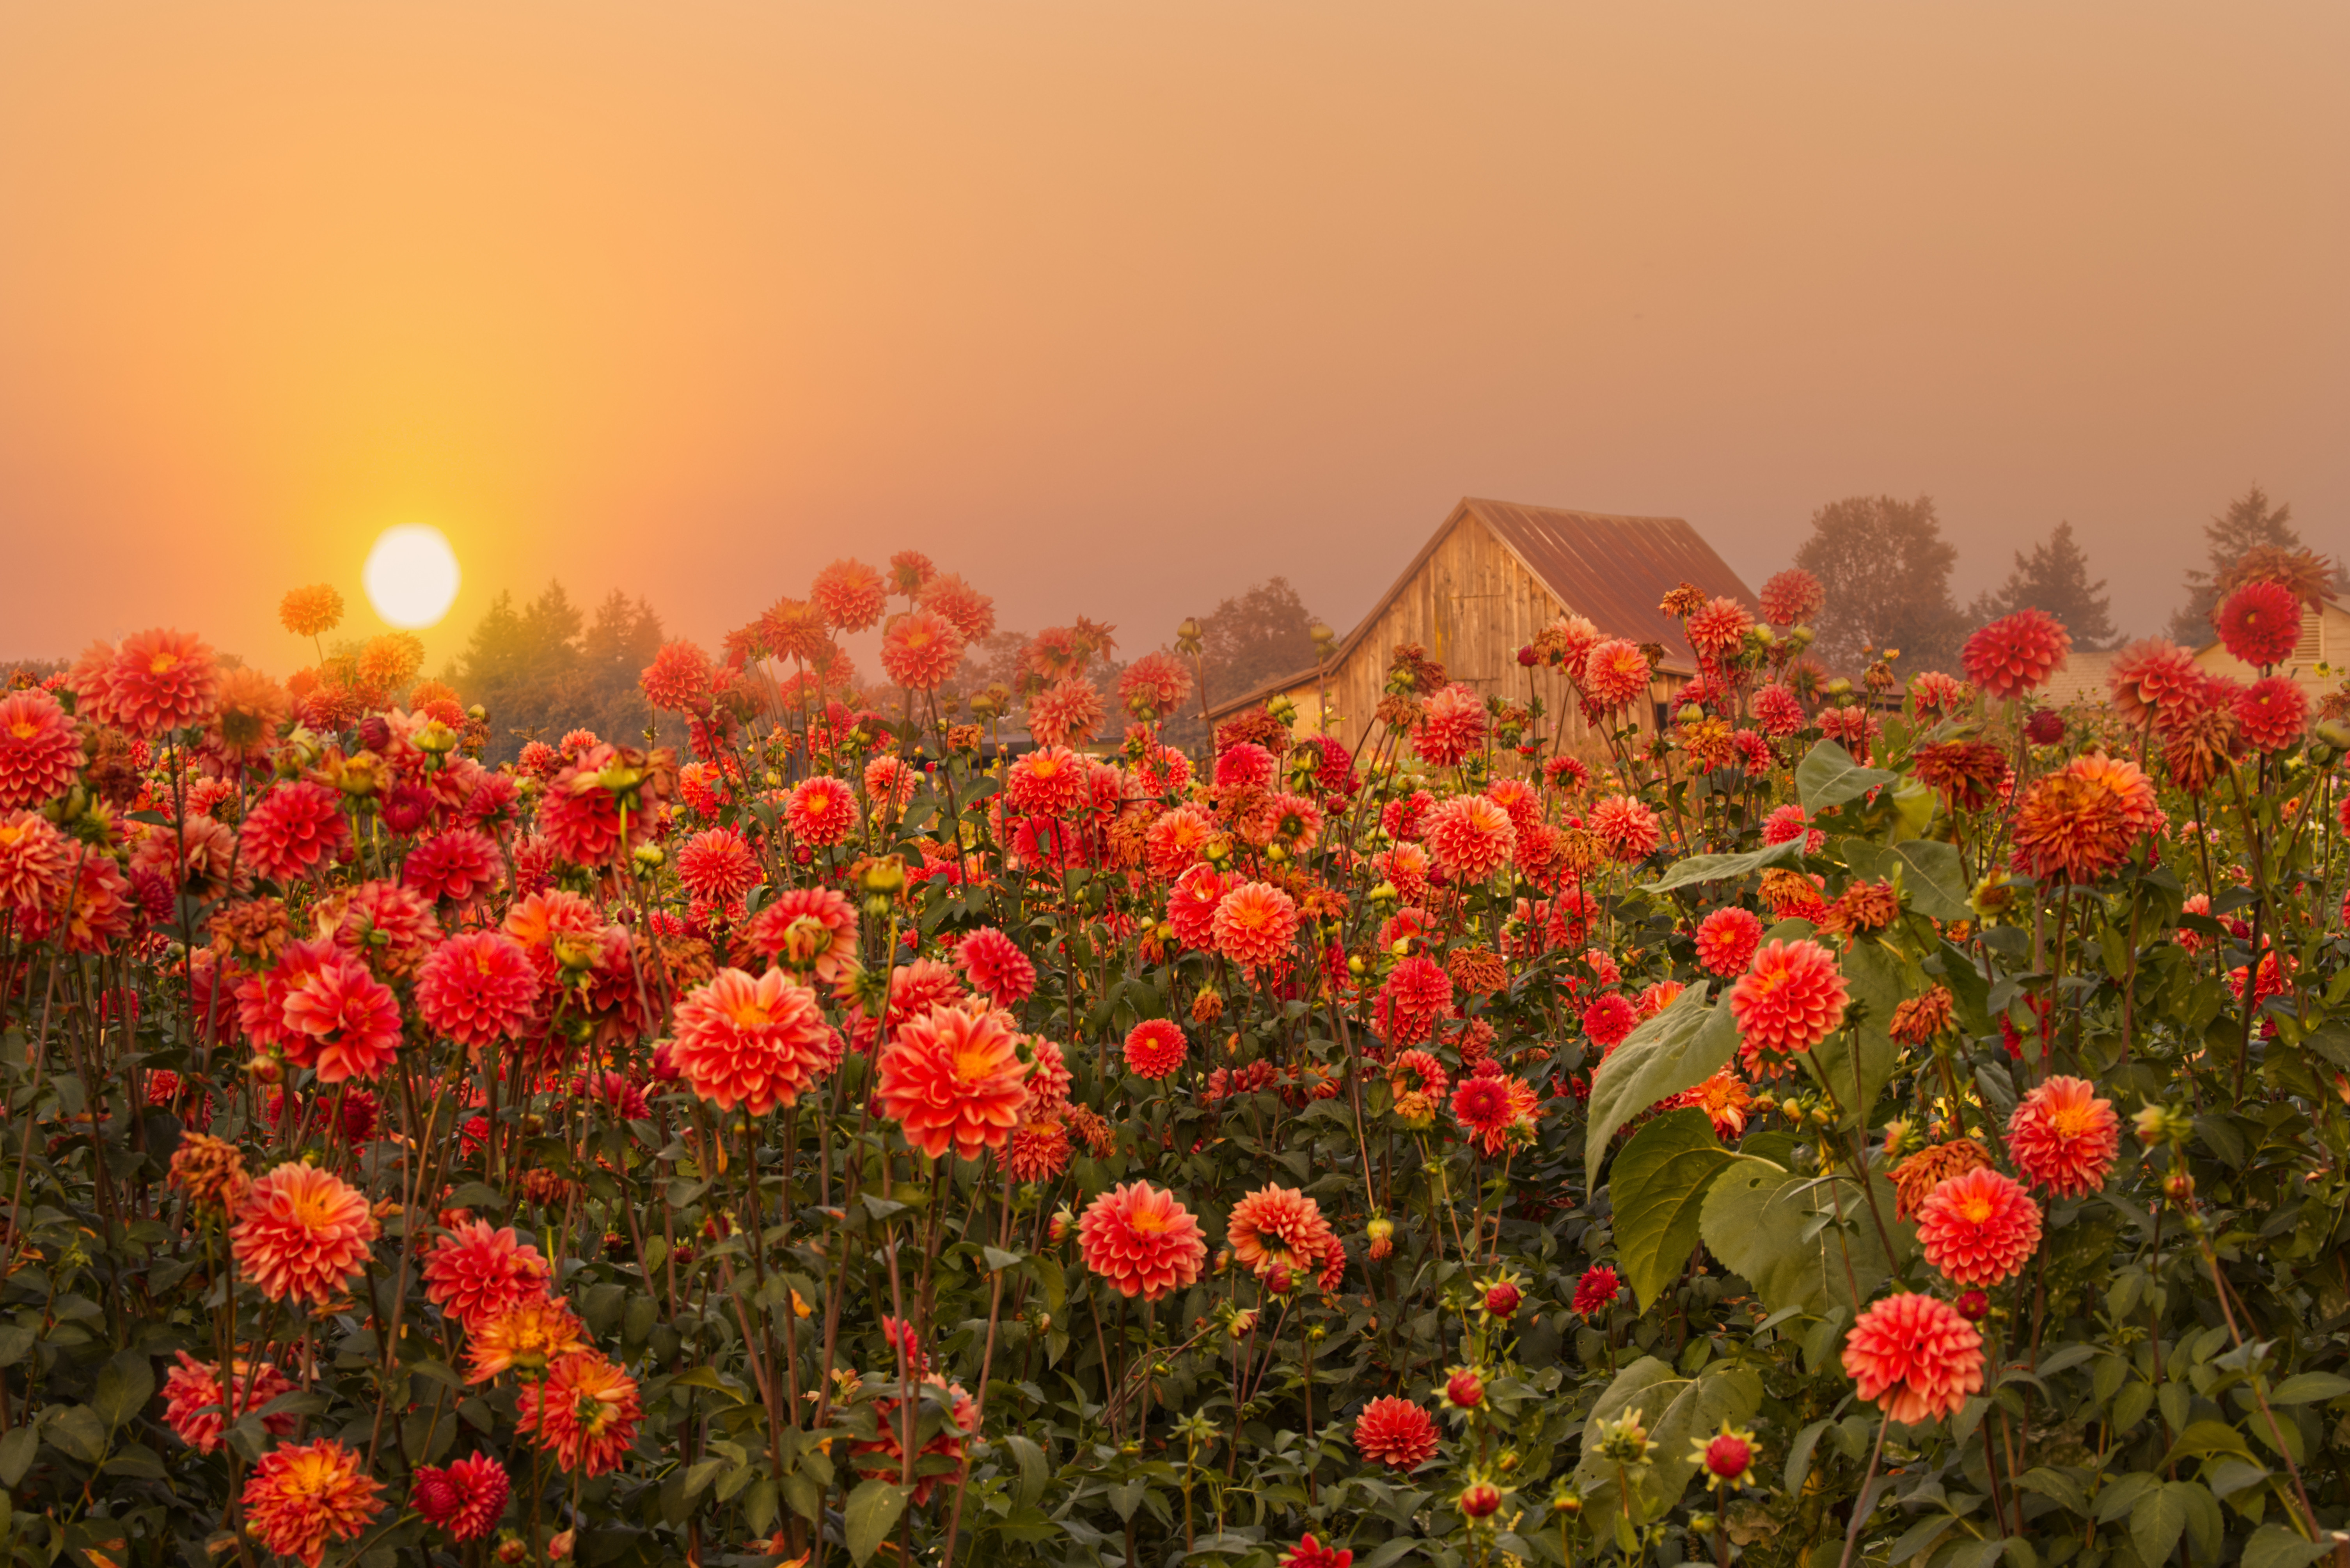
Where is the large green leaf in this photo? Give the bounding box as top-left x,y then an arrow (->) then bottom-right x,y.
1585,986 -> 1737,1191
1806,942 -> 1909,1127
1842,839 -> 1971,922
2244,1524 -> 2339,1568
1698,1158 -> 1912,1315
844,1478 -> 910,1564
1608,1110 -> 1740,1309
1571,1355 -> 1764,1523
1640,837 -> 1805,894
1796,740 -> 1897,814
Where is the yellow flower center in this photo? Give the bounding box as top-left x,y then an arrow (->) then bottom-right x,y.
1958,1193 -> 1995,1224
952,1044 -> 999,1083
149,652 -> 179,676
726,997 -> 773,1029
8,720 -> 33,740
1128,1206 -> 1167,1234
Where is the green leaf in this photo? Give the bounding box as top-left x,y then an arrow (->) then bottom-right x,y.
2129,1481 -> 2188,1567
1003,1433 -> 1047,1509
1699,1158 -> 1909,1315
1640,837 -> 1804,894
46,1403 -> 108,1463
2267,1371 -> 2350,1405
843,1478 -> 910,1564
0,1426 -> 35,1487
1571,1357 -> 1764,1524
667,1367 -> 749,1404
1844,840 -> 1971,922
92,1352 -> 154,1429
1797,740 -> 1897,814
1585,984 -> 1736,1191
1608,1110 -> 1739,1310
682,1456 -> 729,1501
2244,1524 -> 2338,1568
982,1246 -> 1025,1273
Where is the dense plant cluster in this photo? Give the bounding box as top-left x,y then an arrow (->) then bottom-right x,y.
2,551 -> 2349,1568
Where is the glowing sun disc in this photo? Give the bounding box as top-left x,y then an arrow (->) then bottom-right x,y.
363,526 -> 461,628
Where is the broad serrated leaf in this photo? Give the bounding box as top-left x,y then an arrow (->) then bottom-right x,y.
1797,740 -> 1897,814
2129,1480 -> 2188,1567
1843,839 -> 1971,922
1699,1158 -> 1910,1315
844,1478 -> 910,1564
2243,1524 -> 2338,1568
92,1352 -> 154,1429
1585,984 -> 1735,1190
1608,1110 -> 1738,1310
1640,837 -> 1804,895
2267,1371 -> 2350,1405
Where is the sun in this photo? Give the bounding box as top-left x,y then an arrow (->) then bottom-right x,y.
363,525 -> 461,628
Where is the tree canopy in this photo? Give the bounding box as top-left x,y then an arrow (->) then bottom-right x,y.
453,582 -> 662,763
2167,486 -> 2332,643
1793,495 -> 1964,671
1970,520 -> 2118,649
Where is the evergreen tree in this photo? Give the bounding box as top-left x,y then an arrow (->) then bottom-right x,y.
2167,486 -> 2315,643
1793,496 -> 1966,671
453,581 -> 661,764
1970,521 -> 2118,648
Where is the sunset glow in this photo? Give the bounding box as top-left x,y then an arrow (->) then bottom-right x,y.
362,525 -> 461,629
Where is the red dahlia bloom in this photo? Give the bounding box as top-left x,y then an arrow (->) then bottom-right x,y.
2214,578 -> 2302,667
1573,1265 -> 1621,1315
1580,639 -> 1651,712
415,931 -> 540,1048
672,967 -> 841,1115
412,1452 -> 509,1542
1758,568 -> 1825,627
1581,993 -> 1637,1050
1122,1018 -> 1188,1080
812,557 -> 889,632
106,627 -> 219,736
785,775 -> 859,845
955,926 -> 1038,1007
1281,1534 -> 1354,1568
2107,639 -> 2201,724
2233,675 -> 2308,752
160,1351 -> 296,1453
240,781 -> 350,883
422,1219 -> 553,1330
676,828 -> 761,903
1352,1396 -> 1439,1471
1963,608 -> 2070,702
1842,1293 -> 1984,1424
1413,685 -> 1488,768
1424,794 -> 1516,880
1916,1166 -> 2041,1287
0,690 -> 83,809
880,609 -> 964,691
517,1350 -> 642,1475
740,885 -> 861,981
1589,794 -> 1662,862
1077,1181 -> 1207,1300
1693,906 -> 1763,977
403,828 -> 505,905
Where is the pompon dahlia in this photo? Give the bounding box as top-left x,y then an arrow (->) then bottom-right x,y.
422,1220 -> 553,1330
1353,1396 -> 1439,1471
784,775 -> 859,846
2233,675 -> 2309,752
876,1003 -> 1031,1160
1212,880 -> 1301,967
241,1438 -> 383,1568
516,1350 -> 642,1475
673,827 -> 759,905
1728,940 -> 1849,1076
1843,1293 -> 1985,1424
0,689 -> 83,809
2006,1075 -> 2119,1197
1581,993 -> 1637,1050
241,781 -> 350,883
1589,794 -> 1663,863
1423,794 -> 1516,881
411,1453 -> 509,1542
106,627 -> 218,735
280,584 -> 344,639
231,1162 -> 379,1306
954,926 -> 1037,1007
812,557 -> 889,632
1227,1184 -> 1337,1281
672,967 -> 841,1114
1694,906 -> 1764,977
740,885 -> 860,980
1758,568 -> 1825,627
880,609 -> 964,691
2215,578 -> 2303,667
1006,746 -> 1088,816
1580,639 -> 1652,712
160,1351 -> 296,1453
1963,609 -> 2070,702
1752,684 -> 1807,737
1077,1181 -> 1207,1300
2107,639 -> 2201,724
1413,684 -> 1489,768
1122,1018 -> 1188,1080
1916,1167 -> 2041,1286
415,931 -> 540,1047
2009,753 -> 2160,883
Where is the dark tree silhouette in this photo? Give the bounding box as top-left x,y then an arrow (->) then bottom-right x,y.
1970,521 -> 2118,649
453,582 -> 662,764
1793,496 -> 1965,672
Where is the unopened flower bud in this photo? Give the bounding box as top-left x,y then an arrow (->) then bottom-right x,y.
1447,1368 -> 1485,1409
1955,1289 -> 1990,1321
1459,1481 -> 1503,1519
1483,1279 -> 1522,1318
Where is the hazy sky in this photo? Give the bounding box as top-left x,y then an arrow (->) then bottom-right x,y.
3,2 -> 2345,674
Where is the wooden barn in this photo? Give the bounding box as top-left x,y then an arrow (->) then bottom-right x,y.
1205,496 -> 1758,752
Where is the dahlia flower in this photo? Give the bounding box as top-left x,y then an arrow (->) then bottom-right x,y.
1450,1073 -> 1538,1155
2006,1075 -> 2120,1197
2008,753 -> 2159,883
852,1373 -> 980,1505
813,557 -> 889,632
2233,675 -> 2308,752
919,572 -> 997,641
0,689 -> 82,808
1758,568 -> 1825,627
279,584 -> 344,639
1212,880 -> 1300,967
0,811 -> 71,920
1117,650 -> 1193,718
876,1003 -> 1031,1160
672,967 -> 841,1114
1728,939 -> 1849,1076
240,781 -> 350,883
415,930 -> 540,1048
231,1162 -> 379,1307
1581,993 -> 1637,1050
517,1350 -> 642,1475
1413,684 -> 1488,768
1580,639 -> 1652,712
1589,793 -> 1663,862
1028,677 -> 1105,748
1283,1534 -> 1353,1568
1006,747 -> 1087,816
785,775 -> 859,846
1890,1138 -> 1991,1219
1963,609 -> 2070,702
240,1439 -> 383,1568
1144,805 -> 1219,880
1842,1293 -> 1984,1424
741,885 -> 861,980
1573,1265 -> 1621,1316
955,926 -> 1038,1007
105,628 -> 218,735
1907,670 -> 1970,717
403,828 -> 505,905
2107,639 -> 2201,724
1752,684 -> 1806,737
423,1220 -> 553,1330
1418,794 -> 1512,881
1686,596 -> 1754,662
1916,1167 -> 2041,1287
1227,1184 -> 1337,1281
1353,1396 -> 1439,1471
277,949 -> 403,1083
465,1294 -> 589,1381
2215,578 -> 2302,667
160,1351 -> 295,1453
412,1453 -> 509,1542
1693,906 -> 1763,977
1077,1181 -> 1207,1300
168,1132 -> 249,1211
1007,1117 -> 1072,1181
639,638 -> 715,714
1912,740 -> 2009,814
676,828 -> 761,903
1122,1018 -> 1188,1080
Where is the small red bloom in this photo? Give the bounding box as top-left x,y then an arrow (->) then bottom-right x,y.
1353,1396 -> 1439,1471
1842,1293 -> 1984,1424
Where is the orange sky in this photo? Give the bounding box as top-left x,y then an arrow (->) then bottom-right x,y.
2,2 -> 2345,674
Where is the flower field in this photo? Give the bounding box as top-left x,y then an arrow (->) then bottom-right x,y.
2,552 -> 2349,1568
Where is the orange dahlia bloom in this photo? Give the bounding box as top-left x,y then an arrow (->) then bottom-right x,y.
880,609 -> 964,692
106,628 -> 219,736
1669,1067 -> 1754,1140
676,828 -> 761,903
1693,906 -> 1762,977
2006,1075 -> 2119,1198
240,1438 -> 383,1567
640,638 -> 716,714
1226,1184 -> 1336,1282
740,886 -> 861,981
813,557 -> 889,632
1589,794 -> 1663,862
1728,939 -> 1848,1076
1352,1396 -> 1439,1471
875,1003 -> 1031,1160
1028,678 -> 1106,749
1890,1138 -> 1991,1219
415,930 -> 541,1047
1143,805 -> 1218,880
1580,639 -> 1651,712
423,1220 -> 554,1330
1842,1293 -> 1983,1424
1122,1018 -> 1188,1080
2107,638 -> 2201,724
2009,753 -> 2159,883
160,1351 -> 295,1453
465,1294 -> 590,1381
1423,795 -> 1516,881
240,781 -> 351,883
953,926 -> 1037,1007
0,811 -> 71,921
517,1350 -> 642,1475
0,689 -> 83,809
1078,1181 -> 1207,1300
279,584 -> 345,639
1211,880 -> 1300,967
1413,684 -> 1488,768
1916,1166 -> 2041,1287
671,967 -> 841,1115
1006,746 -> 1086,816
1962,608 -> 2070,703
785,775 -> 859,846
1006,1117 -> 1072,1181
231,1162 -> 378,1306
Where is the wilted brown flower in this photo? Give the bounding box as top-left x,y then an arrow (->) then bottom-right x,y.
1190,990 -> 1226,1025
1659,582 -> 1709,618
1449,947 -> 1508,996
1890,1137 -> 1992,1220
1889,986 -> 1955,1045
170,1133 -> 250,1211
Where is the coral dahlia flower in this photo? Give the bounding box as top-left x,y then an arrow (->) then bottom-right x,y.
812,557 -> 889,632
639,638 -> 715,714
876,1003 -> 1032,1160
465,1295 -> 589,1381
0,811 -> 71,921
1580,639 -> 1652,713
1122,1018 -> 1188,1080
1226,1184 -> 1337,1282
1752,684 -> 1807,737
1423,795 -> 1516,882
1686,596 -> 1754,661
1581,993 -> 1637,1050
1352,1396 -> 1439,1471
1212,880 -> 1301,967
105,627 -> 218,735
1758,568 -> 1825,627
1907,670 -> 1971,717
2107,639 -> 2201,724
671,967 -> 841,1114
1215,742 -> 1278,793
741,885 -> 861,980
240,1439 -> 383,1568
423,1220 -> 553,1330
676,828 -> 761,904
1007,1117 -> 1072,1181
1915,1167 -> 2041,1287
412,1453 -> 509,1542
2215,578 -> 2302,667
1413,684 -> 1488,768
1728,940 -> 1848,1076
1963,609 -> 2070,702
403,828 -> 506,905
1589,793 -> 1663,863
241,781 -> 350,883
415,931 -> 540,1048
1841,1293 -> 1984,1424
1027,677 -> 1105,748
1283,1534 -> 1353,1568
1890,1138 -> 1992,1219
1693,906 -> 1763,977
2008,753 -> 2159,884
517,1350 -> 642,1475
1144,805 -> 1219,880
2006,1076 -> 2119,1198
1007,746 -> 1087,816
1118,650 -> 1193,718
880,609 -> 964,691
954,927 -> 1037,1007
919,572 -> 997,641
1078,1181 -> 1207,1300
2233,675 -> 2309,752
231,1162 -> 379,1307
1450,1073 -> 1537,1155
160,1351 -> 296,1453
0,689 -> 82,809
275,949 -> 403,1083
785,775 -> 859,846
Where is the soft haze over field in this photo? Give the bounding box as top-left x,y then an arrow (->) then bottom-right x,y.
1,2 -> 2344,669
